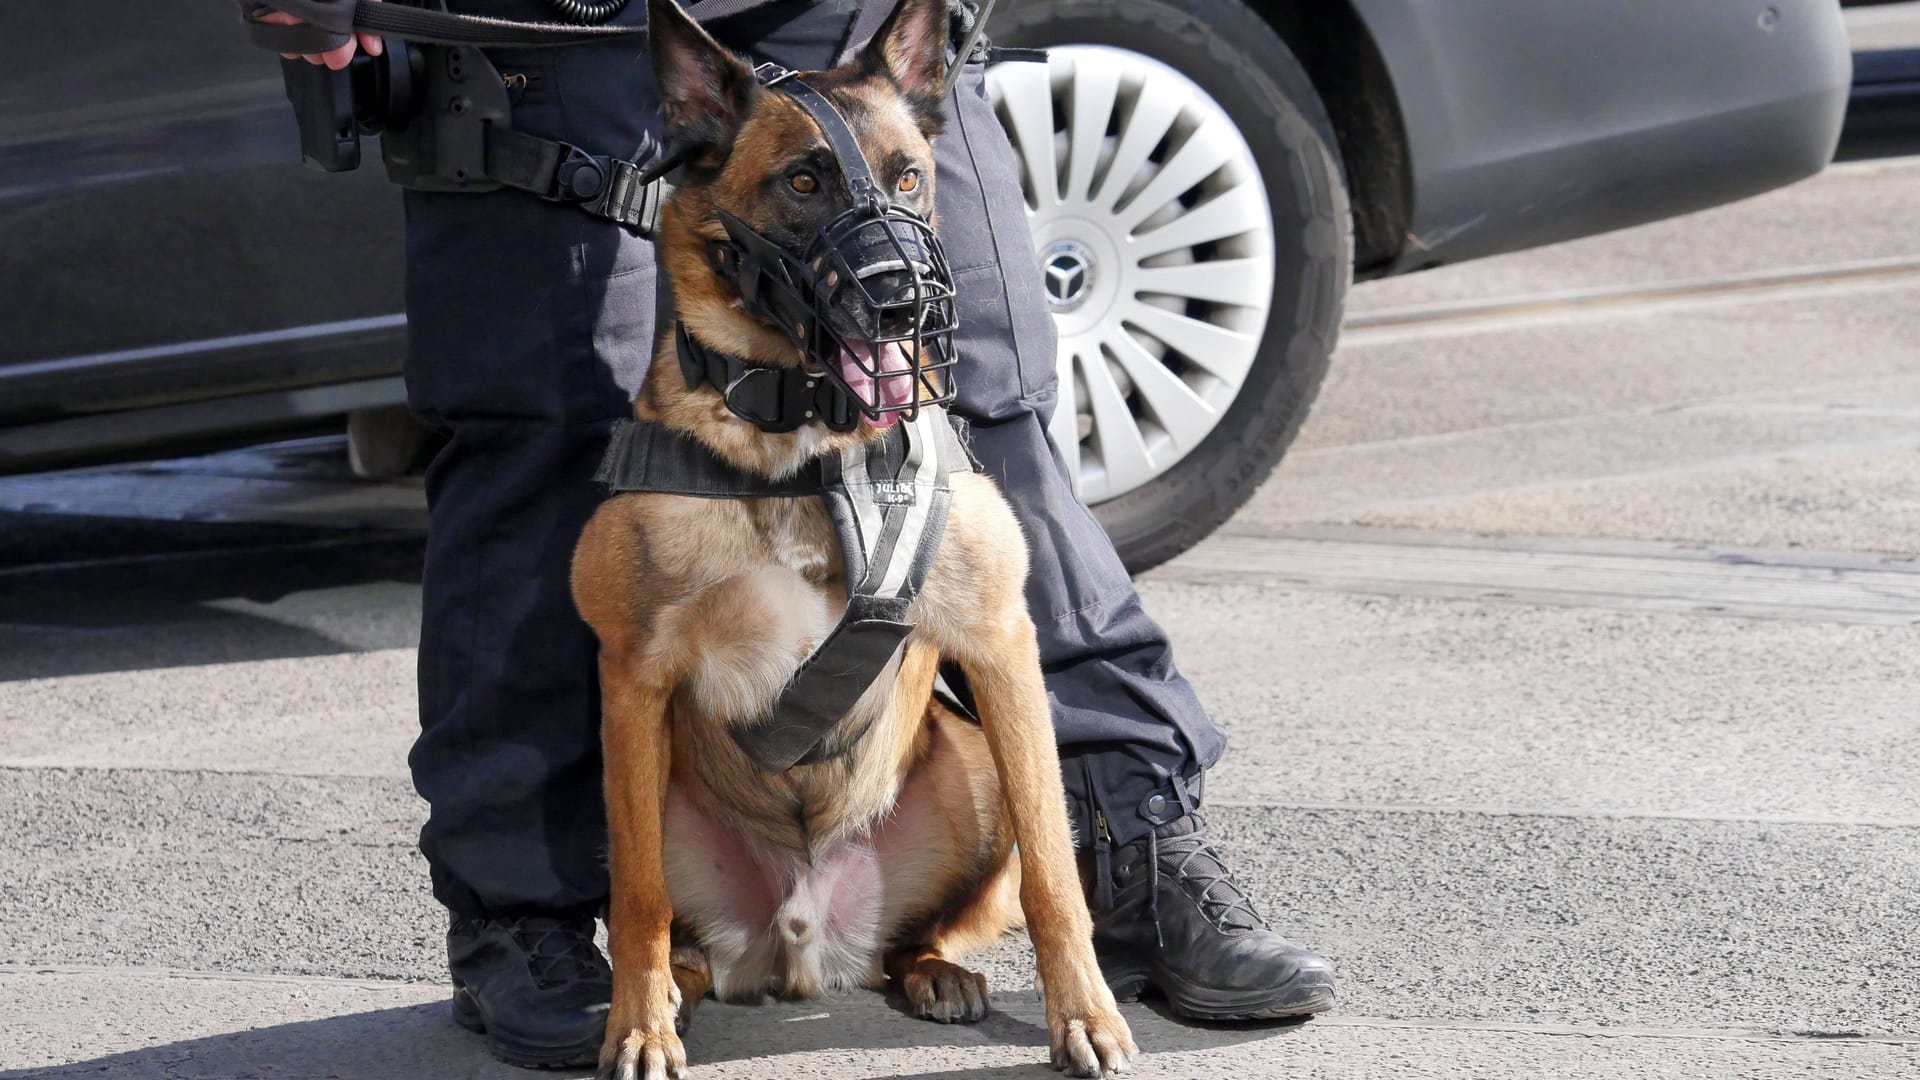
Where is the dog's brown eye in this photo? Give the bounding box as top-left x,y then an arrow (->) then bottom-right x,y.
789,171 -> 818,195
897,170 -> 920,194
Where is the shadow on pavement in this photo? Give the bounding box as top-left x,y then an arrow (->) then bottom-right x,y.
2,992 -> 1305,1079
0,513 -> 423,682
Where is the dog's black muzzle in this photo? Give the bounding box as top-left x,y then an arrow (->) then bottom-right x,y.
822,208 -> 943,335
714,198 -> 957,428
705,65 -> 959,431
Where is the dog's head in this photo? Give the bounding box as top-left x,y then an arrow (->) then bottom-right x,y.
645,0 -> 953,443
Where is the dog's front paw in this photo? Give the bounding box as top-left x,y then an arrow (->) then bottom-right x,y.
599,977 -> 687,1080
599,1020 -> 686,1080
897,955 -> 991,1023
1047,1001 -> 1137,1077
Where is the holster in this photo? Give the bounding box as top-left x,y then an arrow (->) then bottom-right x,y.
378,44 -> 667,234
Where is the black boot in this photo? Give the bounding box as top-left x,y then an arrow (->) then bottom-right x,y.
447,911 -> 612,1068
1084,782 -> 1336,1021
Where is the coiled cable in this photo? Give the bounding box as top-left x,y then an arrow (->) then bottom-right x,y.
543,0 -> 631,24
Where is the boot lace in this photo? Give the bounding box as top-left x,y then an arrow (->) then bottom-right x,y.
1147,812 -> 1268,945
506,917 -> 607,989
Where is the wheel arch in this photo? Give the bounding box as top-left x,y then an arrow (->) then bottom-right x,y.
1251,0 -> 1412,278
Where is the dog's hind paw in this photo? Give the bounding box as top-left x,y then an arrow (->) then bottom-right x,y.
897,955 -> 991,1024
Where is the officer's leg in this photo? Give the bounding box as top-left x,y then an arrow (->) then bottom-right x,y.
406,190 -> 656,917
401,35 -> 665,1065
400,5 -> 857,1065
935,61 -> 1219,851
937,60 -> 1335,1019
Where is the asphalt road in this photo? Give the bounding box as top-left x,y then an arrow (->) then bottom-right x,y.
6,82 -> 1920,1080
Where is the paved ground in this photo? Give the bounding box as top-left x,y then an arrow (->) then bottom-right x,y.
6,37 -> 1920,1080
1849,0 -> 1920,50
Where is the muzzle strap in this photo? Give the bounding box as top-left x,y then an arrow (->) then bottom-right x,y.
707,66 -> 961,427
763,67 -> 885,208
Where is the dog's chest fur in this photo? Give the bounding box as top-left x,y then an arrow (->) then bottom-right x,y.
655,493 -> 927,856
679,496 -> 843,724
643,492 -> 940,1000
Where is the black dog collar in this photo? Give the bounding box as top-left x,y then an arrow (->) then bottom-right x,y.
676,324 -> 861,434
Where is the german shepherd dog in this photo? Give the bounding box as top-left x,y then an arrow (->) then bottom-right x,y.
568,0 -> 1139,1077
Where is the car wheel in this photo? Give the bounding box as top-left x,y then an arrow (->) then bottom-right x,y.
987,0 -> 1352,572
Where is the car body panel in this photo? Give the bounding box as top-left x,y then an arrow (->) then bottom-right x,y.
0,1 -> 404,444
0,0 -> 1857,471
1344,0 -> 1852,271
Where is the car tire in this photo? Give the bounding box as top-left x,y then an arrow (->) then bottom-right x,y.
988,0 -> 1352,572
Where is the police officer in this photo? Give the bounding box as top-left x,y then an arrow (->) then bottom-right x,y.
268,0 -> 1333,1066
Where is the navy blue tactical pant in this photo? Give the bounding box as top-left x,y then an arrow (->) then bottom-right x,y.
404,2 -> 1226,917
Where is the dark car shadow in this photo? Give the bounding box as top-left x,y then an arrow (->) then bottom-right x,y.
2,993 -> 1309,1079
0,513 -> 424,682
0,528 -> 425,681
0,437 -> 430,681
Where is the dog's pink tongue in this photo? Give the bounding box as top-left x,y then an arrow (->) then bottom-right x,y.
836,341 -> 916,429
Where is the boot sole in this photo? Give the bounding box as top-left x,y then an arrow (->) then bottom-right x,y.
451,985 -> 603,1069
1106,966 -> 1337,1021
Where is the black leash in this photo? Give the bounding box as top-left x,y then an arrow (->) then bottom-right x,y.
240,0 -> 787,56
243,1 -> 1003,75
941,0 -> 995,92
242,0 -> 643,54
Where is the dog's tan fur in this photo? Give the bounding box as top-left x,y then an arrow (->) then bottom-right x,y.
569,2 -> 1137,1077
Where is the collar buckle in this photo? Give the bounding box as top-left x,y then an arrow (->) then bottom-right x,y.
752,61 -> 798,87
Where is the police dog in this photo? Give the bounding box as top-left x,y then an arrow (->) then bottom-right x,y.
567,0 -> 1138,1077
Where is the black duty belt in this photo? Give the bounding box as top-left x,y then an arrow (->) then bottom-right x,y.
240,2 -> 1009,233
596,405 -> 975,772
243,1 -> 1000,79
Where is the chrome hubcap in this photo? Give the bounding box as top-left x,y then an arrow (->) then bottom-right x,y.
1041,239 -> 1096,313
988,46 -> 1275,503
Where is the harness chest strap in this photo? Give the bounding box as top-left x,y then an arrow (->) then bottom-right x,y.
595,405 -> 976,772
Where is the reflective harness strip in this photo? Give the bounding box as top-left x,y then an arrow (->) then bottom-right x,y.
824,404 -> 956,603
596,406 -> 973,772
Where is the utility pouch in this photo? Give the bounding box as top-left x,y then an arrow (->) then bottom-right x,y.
275,37 -> 420,173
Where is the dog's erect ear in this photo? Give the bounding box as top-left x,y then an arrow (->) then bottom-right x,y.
858,0 -> 949,131
649,0 -> 759,155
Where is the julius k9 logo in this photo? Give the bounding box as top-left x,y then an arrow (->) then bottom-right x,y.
873,480 -> 917,506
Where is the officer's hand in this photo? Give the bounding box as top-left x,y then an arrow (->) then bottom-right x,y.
259,0 -> 384,71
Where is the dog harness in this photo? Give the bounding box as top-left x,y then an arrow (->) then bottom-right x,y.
595,403 -> 974,773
